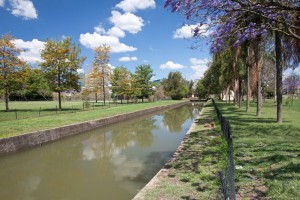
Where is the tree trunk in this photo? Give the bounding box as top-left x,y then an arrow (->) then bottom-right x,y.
58,91 -> 62,110
256,71 -> 262,116
5,90 -> 9,112
102,78 -> 106,105
246,65 -> 251,112
225,86 -> 229,103
275,31 -> 283,123
253,38 -> 262,116
95,93 -> 98,103
238,78 -> 242,108
234,78 -> 239,106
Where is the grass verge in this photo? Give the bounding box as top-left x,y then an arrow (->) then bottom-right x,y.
0,100 -> 184,139
135,101 -> 226,200
216,99 -> 300,199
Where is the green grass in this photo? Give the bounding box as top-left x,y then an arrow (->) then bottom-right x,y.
216,99 -> 300,199
139,102 -> 226,199
0,100 -> 146,121
0,100 -> 184,139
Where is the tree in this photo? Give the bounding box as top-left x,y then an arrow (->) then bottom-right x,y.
40,37 -> 85,110
0,34 -> 28,111
162,71 -> 188,100
195,80 -> 208,99
111,66 -> 134,103
91,44 -> 112,105
134,64 -> 155,102
165,0 -> 300,123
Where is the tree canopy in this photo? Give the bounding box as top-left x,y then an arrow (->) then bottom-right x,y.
40,37 -> 85,110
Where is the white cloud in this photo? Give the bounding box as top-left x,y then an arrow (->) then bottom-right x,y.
109,11 -> 144,34
0,0 -> 5,7
94,24 -> 125,38
9,0 -> 38,19
94,24 -> 107,34
79,32 -> 137,53
115,0 -> 156,12
119,56 -> 137,62
189,58 -> 210,79
107,26 -> 126,38
160,61 -> 185,70
13,39 -> 45,63
173,24 -> 210,39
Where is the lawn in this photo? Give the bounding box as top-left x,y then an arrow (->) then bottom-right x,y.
216,99 -> 300,199
0,100 -> 184,139
0,100 -> 144,121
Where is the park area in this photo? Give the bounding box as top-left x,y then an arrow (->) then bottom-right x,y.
217,99 -> 300,199
133,99 -> 300,199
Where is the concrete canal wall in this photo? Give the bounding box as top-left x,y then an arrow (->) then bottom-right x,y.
0,101 -> 189,154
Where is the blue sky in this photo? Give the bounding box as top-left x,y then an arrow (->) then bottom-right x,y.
0,0 -> 212,81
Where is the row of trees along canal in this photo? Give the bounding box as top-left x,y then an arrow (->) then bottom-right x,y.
0,34 -> 195,112
166,0 -> 300,123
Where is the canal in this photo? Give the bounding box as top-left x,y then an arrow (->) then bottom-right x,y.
0,103 -> 202,200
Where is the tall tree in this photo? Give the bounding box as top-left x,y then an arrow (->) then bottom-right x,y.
0,34 -> 28,111
134,64 -> 155,102
162,71 -> 188,100
40,37 -> 85,110
91,44 -> 112,105
111,66 -> 133,103
165,0 -> 300,123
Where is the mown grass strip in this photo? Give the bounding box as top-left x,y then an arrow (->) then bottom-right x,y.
0,100 -> 184,139
216,99 -> 300,199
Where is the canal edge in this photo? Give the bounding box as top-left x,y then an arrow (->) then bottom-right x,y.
132,101 -> 207,200
0,101 -> 190,155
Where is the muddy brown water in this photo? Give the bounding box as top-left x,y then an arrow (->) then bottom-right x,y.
0,104 -> 202,200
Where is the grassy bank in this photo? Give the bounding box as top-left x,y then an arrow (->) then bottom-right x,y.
216,99 -> 300,199
0,100 -> 184,139
135,101 -> 226,199
0,100 -> 150,121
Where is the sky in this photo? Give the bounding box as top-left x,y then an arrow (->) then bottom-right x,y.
0,0 -> 212,81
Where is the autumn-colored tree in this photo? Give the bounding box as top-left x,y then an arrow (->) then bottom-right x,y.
0,34 -> 28,111
84,71 -> 101,103
40,37 -> 85,110
91,44 -> 112,105
111,66 -> 135,103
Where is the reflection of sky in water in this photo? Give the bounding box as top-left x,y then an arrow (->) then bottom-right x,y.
0,104 -> 202,200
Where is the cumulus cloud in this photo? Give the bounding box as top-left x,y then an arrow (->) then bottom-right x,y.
119,56 -> 137,62
173,24 -> 210,39
115,0 -> 156,12
160,61 -> 185,70
189,58 -> 210,79
107,26 -> 126,38
94,24 -> 126,38
13,39 -> 45,63
9,0 -> 38,19
79,32 -> 137,53
109,11 -> 144,34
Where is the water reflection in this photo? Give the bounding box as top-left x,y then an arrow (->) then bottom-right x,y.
162,105 -> 194,133
0,104 -> 202,200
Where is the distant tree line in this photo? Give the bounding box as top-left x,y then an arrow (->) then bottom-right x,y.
0,34 -> 195,112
